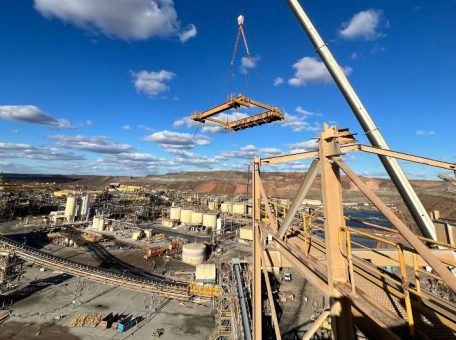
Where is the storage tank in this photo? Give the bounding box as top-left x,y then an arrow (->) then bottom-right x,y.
233,203 -> 246,215
191,211 -> 203,225
97,217 -> 104,231
202,213 -> 217,229
220,202 -> 232,213
195,263 -> 216,284
92,216 -> 99,228
144,229 -> 153,238
216,218 -> 223,234
180,209 -> 193,224
131,230 -> 142,240
169,206 -> 182,220
182,243 -> 206,265
240,226 -> 253,241
64,195 -> 77,221
80,195 -> 90,219
208,201 -> 217,211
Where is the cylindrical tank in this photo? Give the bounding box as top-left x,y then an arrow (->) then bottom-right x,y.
233,203 -> 246,215
216,218 -> 223,234
182,243 -> 206,265
220,202 -> 232,213
131,230 -> 142,240
97,217 -> 104,231
170,206 -> 182,220
180,209 -> 193,224
80,195 -> 90,218
64,196 -> 77,221
191,211 -> 203,225
144,229 -> 153,238
92,216 -> 99,228
208,201 -> 217,211
202,213 -> 217,228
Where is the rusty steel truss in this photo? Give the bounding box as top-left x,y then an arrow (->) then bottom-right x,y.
251,124 -> 456,339
191,95 -> 284,131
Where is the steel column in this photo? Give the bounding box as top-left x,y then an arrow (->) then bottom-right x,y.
287,0 -> 437,240
252,158 -> 262,339
319,125 -> 353,339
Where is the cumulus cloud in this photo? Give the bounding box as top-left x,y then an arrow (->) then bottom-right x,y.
49,135 -> 133,154
288,140 -> 318,153
339,9 -> 386,41
0,105 -> 75,129
178,24 -> 197,43
240,56 -> 259,74
273,77 -> 284,86
143,130 -> 210,149
34,0 -> 197,41
131,70 -> 175,97
173,112 -> 249,134
288,57 -> 352,86
0,142 -> 85,161
215,144 -> 282,161
277,113 -> 321,132
416,130 -> 435,136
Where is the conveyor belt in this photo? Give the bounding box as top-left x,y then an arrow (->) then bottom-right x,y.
0,236 -> 190,300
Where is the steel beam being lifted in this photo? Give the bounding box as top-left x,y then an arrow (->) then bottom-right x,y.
287,0 -> 438,240
191,95 -> 284,131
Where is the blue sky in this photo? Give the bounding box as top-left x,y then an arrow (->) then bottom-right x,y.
0,0 -> 455,179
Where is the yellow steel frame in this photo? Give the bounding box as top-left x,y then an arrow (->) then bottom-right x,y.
251,124 -> 456,339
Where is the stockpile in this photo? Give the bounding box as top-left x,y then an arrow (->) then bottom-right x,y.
69,313 -> 103,327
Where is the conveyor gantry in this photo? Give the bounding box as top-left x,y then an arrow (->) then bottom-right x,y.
191,95 -> 284,131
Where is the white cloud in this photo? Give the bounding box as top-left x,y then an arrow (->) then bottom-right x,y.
0,105 -> 75,129
34,0 -> 196,41
350,52 -> 358,60
85,119 -> 93,126
143,130 -> 210,149
273,77 -> 284,86
122,124 -> 131,131
173,112 -> 249,134
139,124 -> 154,132
295,106 -> 319,116
49,135 -> 133,154
240,56 -> 259,74
131,70 -> 176,97
339,9 -> 385,41
288,57 -> 352,86
178,24 -> 197,43
215,144 -> 282,161
277,113 -> 321,132
416,130 -> 435,136
288,140 -> 318,153
0,142 -> 85,161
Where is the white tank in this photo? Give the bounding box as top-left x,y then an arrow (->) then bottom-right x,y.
92,216 -> 99,228
64,196 -> 77,221
97,217 -> 104,231
208,201 -> 217,211
191,211 -> 203,225
182,243 -> 206,265
144,229 -> 153,238
80,195 -> 90,218
220,202 -> 232,213
180,209 -> 193,224
202,213 -> 217,228
216,218 -> 223,234
170,206 -> 182,220
233,203 -> 246,215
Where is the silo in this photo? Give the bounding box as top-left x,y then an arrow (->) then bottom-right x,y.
191,211 -> 203,225
232,203 -> 246,215
144,229 -> 153,238
80,195 -> 90,219
169,206 -> 182,220
220,202 -> 232,213
92,216 -> 99,229
64,196 -> 77,222
202,213 -> 217,229
97,217 -> 104,231
180,209 -> 193,224
182,243 -> 206,265
208,201 -> 217,211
